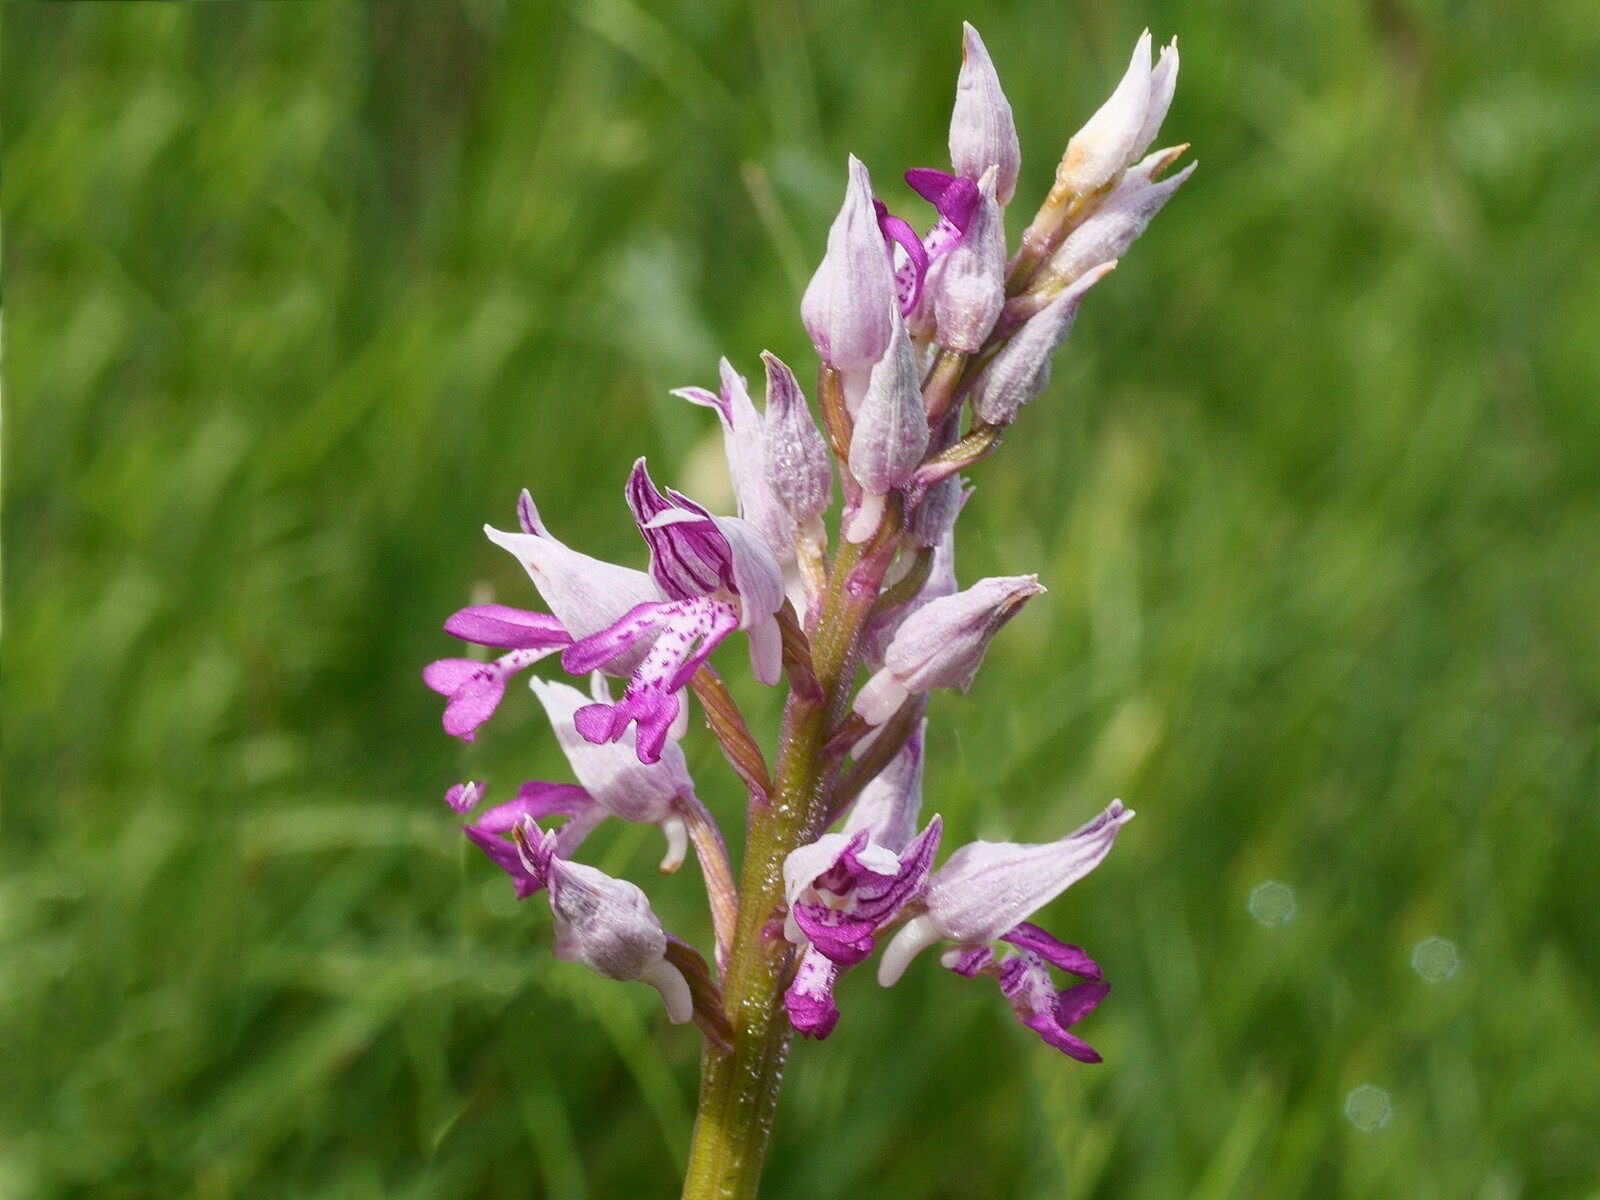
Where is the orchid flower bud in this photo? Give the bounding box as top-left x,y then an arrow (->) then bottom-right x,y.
1048,160 -> 1194,285
1056,31 -> 1162,199
801,156 -> 897,382
949,23 -> 1021,205
969,262 -> 1114,426
930,168 -> 1006,353
761,351 -> 832,526
514,820 -> 695,1023
854,575 -> 1045,724
846,313 -> 929,541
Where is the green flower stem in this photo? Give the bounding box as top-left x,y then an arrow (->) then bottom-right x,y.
680,510 -> 902,1200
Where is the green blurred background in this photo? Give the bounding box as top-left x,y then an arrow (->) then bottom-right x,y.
4,1 -> 1598,1197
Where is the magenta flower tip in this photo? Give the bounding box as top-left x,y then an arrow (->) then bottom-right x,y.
444,780 -> 485,814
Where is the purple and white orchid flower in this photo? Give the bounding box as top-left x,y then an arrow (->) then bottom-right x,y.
561,459 -> 785,765
423,489 -> 669,740
781,724 -> 936,1038
781,815 -> 942,1038
877,800 -> 1133,1059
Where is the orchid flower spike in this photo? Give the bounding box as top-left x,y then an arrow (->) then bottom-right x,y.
949,23 -> 1020,205
878,800 -> 1133,1059
560,460 -> 784,764
1056,32 -> 1179,200
423,13 -> 1192,1120
781,817 -> 942,1038
801,155 -> 898,400
854,575 -> 1045,724
673,357 -> 797,572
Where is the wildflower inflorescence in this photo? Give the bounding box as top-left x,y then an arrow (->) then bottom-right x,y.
424,21 -> 1189,1189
